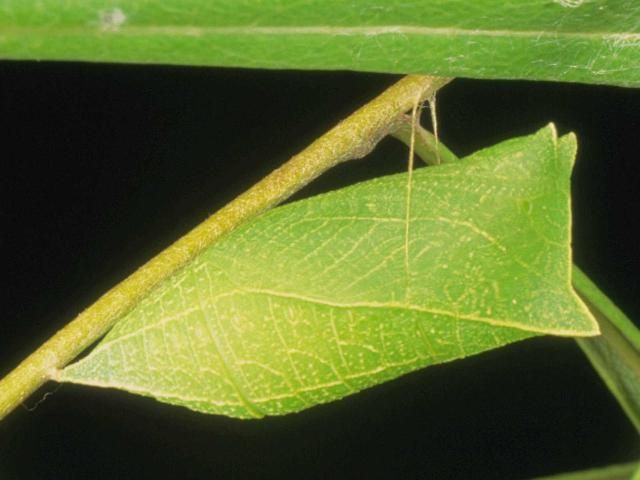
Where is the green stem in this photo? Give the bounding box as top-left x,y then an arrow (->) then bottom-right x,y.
529,461 -> 639,480
391,114 -> 458,166
404,122 -> 640,434
0,75 -> 452,421
573,266 -> 640,433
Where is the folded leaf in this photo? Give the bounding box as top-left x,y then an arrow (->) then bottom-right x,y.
61,124 -> 597,418
1,1 -> 639,87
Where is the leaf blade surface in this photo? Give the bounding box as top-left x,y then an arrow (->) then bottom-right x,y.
0,1 -> 639,86
61,125 -> 597,418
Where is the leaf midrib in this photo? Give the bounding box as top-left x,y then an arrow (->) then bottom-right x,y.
240,287 -> 584,336
2,25 -> 638,41
90,285 -> 590,359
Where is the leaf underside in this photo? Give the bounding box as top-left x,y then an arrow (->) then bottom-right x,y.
61,124 -> 597,418
1,1 -> 639,87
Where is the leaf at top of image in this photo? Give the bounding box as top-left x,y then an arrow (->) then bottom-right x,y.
60,124 -> 598,419
0,0 -> 638,87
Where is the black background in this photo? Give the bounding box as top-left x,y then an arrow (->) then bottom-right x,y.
0,63 -> 638,479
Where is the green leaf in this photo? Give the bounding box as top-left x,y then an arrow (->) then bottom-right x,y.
60,124 -> 597,418
1,1 -> 638,87
530,461 -> 640,480
573,265 -> 640,432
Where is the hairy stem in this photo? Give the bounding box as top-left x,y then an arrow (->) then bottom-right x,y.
0,75 -> 452,421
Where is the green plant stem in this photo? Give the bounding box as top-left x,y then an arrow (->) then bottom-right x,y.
529,461 -> 639,480
573,266 -> 640,433
391,113 -> 458,165
0,75 -> 452,421
404,122 -> 640,434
